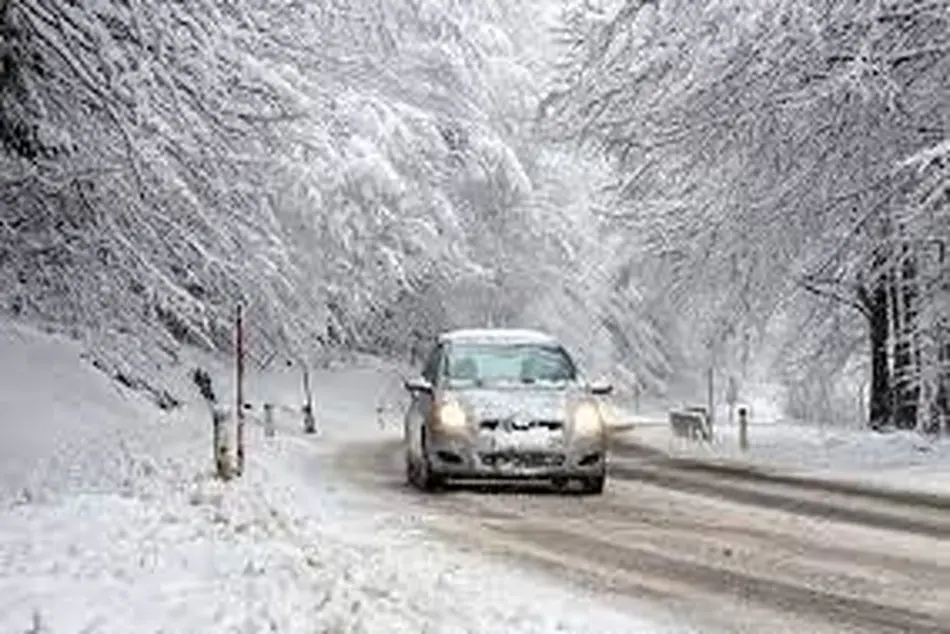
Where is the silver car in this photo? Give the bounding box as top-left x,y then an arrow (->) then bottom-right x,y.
403,328 -> 612,494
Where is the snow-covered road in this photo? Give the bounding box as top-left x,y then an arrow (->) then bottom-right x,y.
332,436 -> 950,634
3,317 -> 949,634
0,319 -> 684,634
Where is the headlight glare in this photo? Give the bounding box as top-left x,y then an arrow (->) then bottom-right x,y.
438,401 -> 467,428
573,402 -> 602,435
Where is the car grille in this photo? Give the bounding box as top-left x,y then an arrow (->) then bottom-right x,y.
479,452 -> 566,468
479,419 -> 563,431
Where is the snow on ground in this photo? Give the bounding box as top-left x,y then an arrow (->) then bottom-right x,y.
0,318 -> 685,634
625,408 -> 950,495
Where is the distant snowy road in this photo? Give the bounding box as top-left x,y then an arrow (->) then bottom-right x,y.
329,436 -> 950,634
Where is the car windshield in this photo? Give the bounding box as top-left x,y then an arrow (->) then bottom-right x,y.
444,343 -> 577,387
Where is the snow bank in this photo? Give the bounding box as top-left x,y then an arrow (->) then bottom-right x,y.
0,319 -> 174,502
0,319 -> 680,633
627,415 -> 950,495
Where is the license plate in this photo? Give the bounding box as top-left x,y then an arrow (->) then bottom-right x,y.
480,428 -> 563,452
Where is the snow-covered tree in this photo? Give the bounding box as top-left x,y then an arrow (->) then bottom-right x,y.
1,0 -> 648,399
546,0 -> 949,429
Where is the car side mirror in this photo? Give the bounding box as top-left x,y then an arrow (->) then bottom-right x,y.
589,379 -> 613,396
404,377 -> 434,394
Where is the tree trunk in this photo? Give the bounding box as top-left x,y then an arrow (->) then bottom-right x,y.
893,243 -> 919,429
939,373 -> 950,434
938,241 -> 950,434
865,273 -> 892,430
943,324 -> 950,434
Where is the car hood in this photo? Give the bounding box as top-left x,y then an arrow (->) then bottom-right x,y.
446,385 -> 584,422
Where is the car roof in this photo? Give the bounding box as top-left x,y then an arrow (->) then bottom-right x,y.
438,328 -> 559,346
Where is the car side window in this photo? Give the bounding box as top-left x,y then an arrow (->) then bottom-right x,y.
421,344 -> 443,384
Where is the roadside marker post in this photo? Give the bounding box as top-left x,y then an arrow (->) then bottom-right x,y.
213,408 -> 233,479
726,375 -> 738,426
192,368 -> 233,480
739,406 -> 749,451
264,402 -> 275,438
301,362 -> 316,433
303,404 -> 316,433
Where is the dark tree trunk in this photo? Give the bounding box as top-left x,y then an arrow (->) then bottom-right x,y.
938,242 -> 950,434
888,258 -> 901,420
865,276 -> 892,431
940,374 -> 950,434
943,328 -> 950,434
893,243 -> 919,429
926,310 -> 950,436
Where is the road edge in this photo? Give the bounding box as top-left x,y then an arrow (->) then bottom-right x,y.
609,432 -> 950,511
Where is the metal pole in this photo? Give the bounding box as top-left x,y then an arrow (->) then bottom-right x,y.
235,304 -> 245,474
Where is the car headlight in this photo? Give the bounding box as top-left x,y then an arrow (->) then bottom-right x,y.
573,402 -> 603,435
437,400 -> 467,429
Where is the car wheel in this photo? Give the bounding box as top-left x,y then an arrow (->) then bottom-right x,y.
415,428 -> 444,493
580,472 -> 606,495
405,448 -> 418,487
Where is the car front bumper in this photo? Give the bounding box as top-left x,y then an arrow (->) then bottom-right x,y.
426,426 -> 607,480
